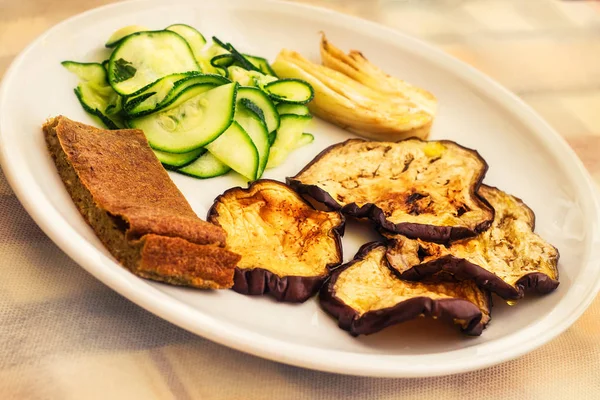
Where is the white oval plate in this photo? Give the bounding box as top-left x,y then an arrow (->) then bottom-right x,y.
1,0 -> 599,378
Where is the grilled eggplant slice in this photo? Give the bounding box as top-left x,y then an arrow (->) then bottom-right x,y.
384,185 -> 560,300
208,180 -> 345,302
288,138 -> 494,243
320,242 -> 491,336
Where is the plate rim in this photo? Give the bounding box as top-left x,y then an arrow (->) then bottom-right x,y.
1,0 -> 599,378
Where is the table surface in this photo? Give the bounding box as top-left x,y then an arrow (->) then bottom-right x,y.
1,0 -> 599,399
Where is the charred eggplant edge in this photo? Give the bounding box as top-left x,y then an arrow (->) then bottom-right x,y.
319,242 -> 492,336
207,179 -> 346,303
287,138 -> 495,244
384,185 -> 560,300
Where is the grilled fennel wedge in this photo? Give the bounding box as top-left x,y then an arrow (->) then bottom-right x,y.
288,139 -> 494,243
320,243 -> 491,336
384,185 -> 559,300
271,34 -> 437,141
208,180 -> 345,302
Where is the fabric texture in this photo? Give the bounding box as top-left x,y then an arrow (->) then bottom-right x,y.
1,0 -> 600,399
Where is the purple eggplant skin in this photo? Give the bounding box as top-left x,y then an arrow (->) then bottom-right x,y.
207,179 -> 346,303
383,186 -> 560,300
287,138 -> 494,244
233,269 -> 326,303
319,242 -> 491,337
388,252 -> 559,301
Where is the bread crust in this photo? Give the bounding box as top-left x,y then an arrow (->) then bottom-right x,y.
43,115 -> 239,289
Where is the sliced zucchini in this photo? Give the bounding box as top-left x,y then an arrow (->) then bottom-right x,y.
276,103 -> 310,116
63,61 -> 123,129
152,147 -> 205,167
166,24 -> 207,62
239,98 -> 264,122
108,30 -> 200,95
178,151 -> 231,178
227,67 -> 277,90
227,66 -> 255,86
211,36 -> 259,72
152,74 -> 229,112
203,41 -> 230,58
211,36 -> 230,51
198,42 -> 230,74
105,25 -> 149,47
244,54 -> 277,77
264,79 -> 314,104
235,102 -> 270,179
128,82 -> 237,153
168,73 -> 229,93
266,114 -> 312,168
123,72 -> 196,116
75,86 -> 122,129
237,86 -> 279,133
211,54 -> 236,69
248,69 -> 277,87
292,132 -> 315,149
104,94 -> 123,118
62,61 -> 107,83
205,121 -> 258,181
124,73 -> 227,117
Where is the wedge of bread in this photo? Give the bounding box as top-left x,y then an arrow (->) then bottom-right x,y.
43,116 -> 240,289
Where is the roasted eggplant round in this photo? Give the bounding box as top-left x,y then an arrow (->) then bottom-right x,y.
288,138 -> 494,244
384,185 -> 560,300
208,179 -> 345,302
320,242 -> 492,336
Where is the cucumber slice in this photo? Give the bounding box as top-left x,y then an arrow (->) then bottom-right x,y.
128,82 -> 237,153
244,55 -> 277,77
276,103 -> 310,116
105,25 -> 149,47
178,151 -> 231,178
108,30 -> 200,95
264,79 -> 314,104
266,114 -> 312,168
292,132 -> 315,149
152,147 -> 205,167
205,121 -> 258,180
235,102 -> 270,179
124,73 -> 228,117
237,86 -> 279,133
166,24 -> 207,61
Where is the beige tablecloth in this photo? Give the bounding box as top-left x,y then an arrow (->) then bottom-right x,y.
1,0 -> 600,398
